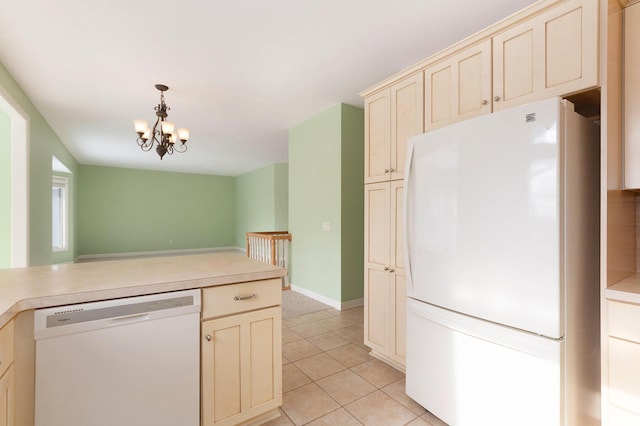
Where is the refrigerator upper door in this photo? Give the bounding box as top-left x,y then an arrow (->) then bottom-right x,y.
405,97 -> 564,338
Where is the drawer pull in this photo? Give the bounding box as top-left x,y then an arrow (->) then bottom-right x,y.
234,294 -> 257,301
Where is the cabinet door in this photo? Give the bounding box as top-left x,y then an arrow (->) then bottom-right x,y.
424,39 -> 492,131
202,307 -> 282,426
364,182 -> 406,368
391,182 -> 404,274
364,182 -> 391,352
390,182 -> 406,364
492,0 -> 598,111
365,182 -> 391,271
391,73 -> 424,180
365,89 -> 391,184
393,273 -> 407,362
624,2 -> 640,188
0,366 -> 13,426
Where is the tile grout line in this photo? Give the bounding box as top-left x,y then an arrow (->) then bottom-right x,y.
278,306 -> 426,426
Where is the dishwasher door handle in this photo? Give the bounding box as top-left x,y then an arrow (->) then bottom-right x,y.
107,313 -> 151,326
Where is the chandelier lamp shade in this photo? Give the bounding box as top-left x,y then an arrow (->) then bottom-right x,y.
133,84 -> 190,160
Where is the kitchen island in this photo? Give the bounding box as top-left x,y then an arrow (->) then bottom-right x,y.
0,251 -> 285,426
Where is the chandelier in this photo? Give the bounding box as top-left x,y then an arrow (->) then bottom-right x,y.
133,84 -> 190,160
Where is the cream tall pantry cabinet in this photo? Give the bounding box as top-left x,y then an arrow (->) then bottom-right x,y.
362,0 -> 600,373
201,279 -> 282,426
364,72 -> 423,370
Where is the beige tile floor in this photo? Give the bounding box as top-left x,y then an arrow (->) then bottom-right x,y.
264,305 -> 448,426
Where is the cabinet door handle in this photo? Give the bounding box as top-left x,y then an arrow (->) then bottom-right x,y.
389,268 -> 395,273
389,168 -> 395,172
494,96 -> 501,102
384,169 -> 390,173
384,267 -> 389,271
481,99 -> 488,106
234,294 -> 257,301
205,334 -> 213,342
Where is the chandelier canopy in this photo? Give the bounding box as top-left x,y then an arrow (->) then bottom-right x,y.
133,84 -> 190,160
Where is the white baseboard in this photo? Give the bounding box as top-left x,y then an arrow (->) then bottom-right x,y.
289,284 -> 364,311
341,297 -> 364,310
75,246 -> 242,263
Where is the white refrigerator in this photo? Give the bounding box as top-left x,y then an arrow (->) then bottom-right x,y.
404,97 -> 600,426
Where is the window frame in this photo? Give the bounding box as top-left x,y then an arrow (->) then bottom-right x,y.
52,175 -> 69,252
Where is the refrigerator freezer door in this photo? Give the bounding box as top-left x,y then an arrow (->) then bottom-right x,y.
406,298 -> 563,426
405,97 -> 565,338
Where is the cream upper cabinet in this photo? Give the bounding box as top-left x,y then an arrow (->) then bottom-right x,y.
624,1 -> 640,189
365,90 -> 391,183
365,73 -> 423,183
390,73 -> 424,181
492,0 -> 599,111
424,39 -> 492,131
364,181 -> 406,369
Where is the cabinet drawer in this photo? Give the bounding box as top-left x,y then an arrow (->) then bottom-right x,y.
608,300 -> 640,342
202,279 -> 281,319
0,320 -> 14,378
609,337 -> 640,415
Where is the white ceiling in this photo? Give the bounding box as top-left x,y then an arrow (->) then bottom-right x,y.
0,0 -> 537,176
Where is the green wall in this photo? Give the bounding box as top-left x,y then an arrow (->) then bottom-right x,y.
78,165 -> 235,255
289,103 -> 364,304
274,164 -> 289,231
340,105 -> 365,301
0,110 -> 10,268
234,163 -> 289,248
0,61 -> 79,266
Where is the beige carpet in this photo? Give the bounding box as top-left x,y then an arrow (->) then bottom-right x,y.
281,290 -> 333,319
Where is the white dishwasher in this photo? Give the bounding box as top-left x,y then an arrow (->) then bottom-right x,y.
34,289 -> 201,426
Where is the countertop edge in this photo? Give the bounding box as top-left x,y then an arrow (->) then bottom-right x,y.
0,258 -> 284,330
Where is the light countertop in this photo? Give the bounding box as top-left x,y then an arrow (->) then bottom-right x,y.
606,273 -> 640,305
0,251 -> 285,328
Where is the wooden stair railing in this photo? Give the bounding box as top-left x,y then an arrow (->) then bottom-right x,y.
246,231 -> 292,288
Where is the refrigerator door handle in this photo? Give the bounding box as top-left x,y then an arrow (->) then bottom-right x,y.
403,140 -> 415,292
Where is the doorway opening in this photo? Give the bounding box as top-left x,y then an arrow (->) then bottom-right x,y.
0,85 -> 28,268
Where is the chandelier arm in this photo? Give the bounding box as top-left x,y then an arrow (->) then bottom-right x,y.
151,116 -> 161,143
173,143 -> 187,154
136,137 -> 154,151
